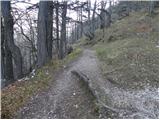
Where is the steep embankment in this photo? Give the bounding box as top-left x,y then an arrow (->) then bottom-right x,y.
95,11 -> 159,90
79,10 -> 158,118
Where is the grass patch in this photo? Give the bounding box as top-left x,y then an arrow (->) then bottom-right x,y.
63,48 -> 82,64
76,29 -> 104,47
1,66 -> 52,118
1,47 -> 82,118
94,11 -> 158,90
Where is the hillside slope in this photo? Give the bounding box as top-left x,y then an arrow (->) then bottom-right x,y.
79,10 -> 159,118
1,9 -> 158,119
94,10 -> 159,90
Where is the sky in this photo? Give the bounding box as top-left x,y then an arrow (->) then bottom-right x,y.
12,0 -> 116,36
13,0 -> 114,23
13,0 -> 97,18
12,0 -> 113,18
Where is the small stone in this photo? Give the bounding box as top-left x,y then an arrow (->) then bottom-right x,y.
25,77 -> 29,80
45,70 -> 49,75
99,114 -> 102,118
74,104 -> 78,108
46,72 -> 49,75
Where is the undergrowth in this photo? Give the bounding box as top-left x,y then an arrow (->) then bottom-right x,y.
1,47 -> 82,118
93,11 -> 158,90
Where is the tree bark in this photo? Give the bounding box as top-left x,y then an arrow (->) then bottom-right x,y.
55,3 -> 60,58
1,1 -> 23,80
37,1 -> 53,67
149,0 -> 154,15
46,2 -> 53,60
59,1 -> 67,59
4,40 -> 14,85
1,18 -> 14,86
91,0 -> 97,32
80,7 -> 83,37
1,18 -> 5,81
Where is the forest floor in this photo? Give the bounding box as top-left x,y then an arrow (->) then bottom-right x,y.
75,10 -> 158,118
2,10 -> 159,119
14,49 -> 101,119
15,47 -> 159,119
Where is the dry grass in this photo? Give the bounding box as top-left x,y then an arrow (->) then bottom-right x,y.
1,66 -> 52,118
94,11 -> 158,90
1,47 -> 82,118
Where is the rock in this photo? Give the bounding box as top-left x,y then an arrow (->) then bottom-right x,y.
45,70 -> 49,75
74,104 -> 79,109
24,77 -> 29,80
67,46 -> 73,55
108,35 -> 116,42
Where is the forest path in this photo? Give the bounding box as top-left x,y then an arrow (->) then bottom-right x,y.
15,48 -> 159,119
15,49 -> 100,119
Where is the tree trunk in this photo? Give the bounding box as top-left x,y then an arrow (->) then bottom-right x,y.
149,0 -> 154,15
1,1 -> 23,80
60,1 -> 67,59
4,43 -> 14,85
80,7 -> 83,37
1,19 -> 14,87
1,18 -> 5,81
88,0 -> 91,27
55,3 -> 60,58
92,0 -> 97,32
37,1 -> 53,67
46,2 -> 53,60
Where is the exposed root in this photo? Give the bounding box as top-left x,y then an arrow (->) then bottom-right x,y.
71,70 -> 119,114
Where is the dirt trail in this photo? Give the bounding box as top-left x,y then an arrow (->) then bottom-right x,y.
15,49 -> 159,119
15,49 -> 100,119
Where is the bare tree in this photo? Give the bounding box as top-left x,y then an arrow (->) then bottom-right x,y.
99,0 -> 111,37
37,1 -> 53,67
1,18 -> 14,86
91,0 -> 97,32
55,1 -> 60,58
1,1 -> 23,82
59,1 -> 67,59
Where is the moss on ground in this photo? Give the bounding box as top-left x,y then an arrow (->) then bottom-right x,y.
1,66 -> 52,118
93,11 -> 158,90
1,47 -> 82,118
63,48 -> 82,64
